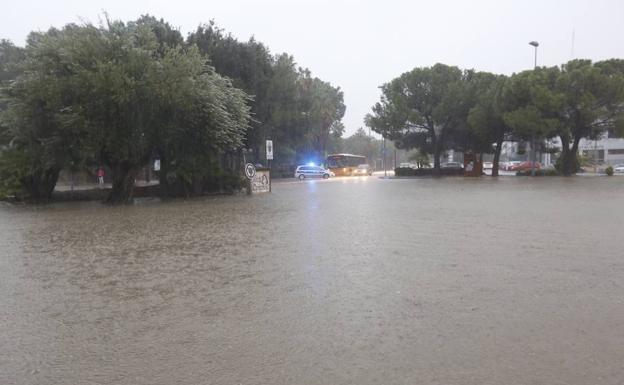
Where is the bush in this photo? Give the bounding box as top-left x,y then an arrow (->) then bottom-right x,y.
605,166 -> 614,176
554,153 -> 581,174
394,167 -> 463,177
395,167 -> 429,176
0,149 -> 29,200
516,169 -> 560,176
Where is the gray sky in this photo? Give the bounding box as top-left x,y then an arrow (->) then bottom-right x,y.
3,0 -> 624,136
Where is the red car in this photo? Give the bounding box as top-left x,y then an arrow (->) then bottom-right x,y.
510,161 -> 541,171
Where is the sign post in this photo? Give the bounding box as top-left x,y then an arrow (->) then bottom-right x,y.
245,162 -> 270,194
266,140 -> 273,192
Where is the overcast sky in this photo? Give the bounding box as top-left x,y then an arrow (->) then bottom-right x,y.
3,0 -> 624,136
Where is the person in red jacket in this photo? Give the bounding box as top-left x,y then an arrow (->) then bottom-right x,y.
97,167 -> 105,186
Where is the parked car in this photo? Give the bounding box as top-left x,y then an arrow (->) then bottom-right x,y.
510,161 -> 541,171
441,162 -> 464,170
613,164 -> 624,173
502,161 -> 522,171
353,164 -> 373,176
294,165 -> 332,180
398,162 -> 412,169
483,162 -> 493,170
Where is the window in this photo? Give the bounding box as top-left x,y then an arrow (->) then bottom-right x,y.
608,149 -> 624,155
583,150 -> 604,161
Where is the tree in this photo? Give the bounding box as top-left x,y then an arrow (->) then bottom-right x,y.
501,67 -> 562,173
341,127 -> 378,163
365,64 -> 467,174
188,22 -> 274,158
298,73 -> 346,160
468,75 -> 511,176
0,31 -> 85,201
0,40 -> 25,85
503,62 -> 624,176
151,46 -> 251,197
554,60 -> 624,175
188,24 -> 345,167
1,18 -> 251,203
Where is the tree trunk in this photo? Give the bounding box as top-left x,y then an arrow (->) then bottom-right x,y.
492,136 -> 503,177
107,161 -> 139,204
431,130 -> 441,176
568,135 -> 582,175
22,166 -> 61,202
559,135 -> 581,176
559,135 -> 570,175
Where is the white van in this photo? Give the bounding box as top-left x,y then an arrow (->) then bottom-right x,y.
294,165 -> 333,180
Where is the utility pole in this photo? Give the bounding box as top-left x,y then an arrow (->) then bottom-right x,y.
383,132 -> 387,178
529,41 -> 539,177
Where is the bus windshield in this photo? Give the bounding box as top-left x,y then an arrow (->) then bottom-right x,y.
326,154 -> 366,168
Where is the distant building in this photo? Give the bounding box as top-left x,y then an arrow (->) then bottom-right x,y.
578,129 -> 624,166
498,129 -> 624,167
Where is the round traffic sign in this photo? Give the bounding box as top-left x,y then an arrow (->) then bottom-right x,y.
245,163 -> 256,179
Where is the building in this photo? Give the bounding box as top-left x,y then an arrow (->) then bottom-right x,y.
578,129 -> 624,166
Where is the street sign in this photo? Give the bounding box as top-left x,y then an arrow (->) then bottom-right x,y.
266,140 -> 273,160
251,169 -> 270,193
245,163 -> 256,179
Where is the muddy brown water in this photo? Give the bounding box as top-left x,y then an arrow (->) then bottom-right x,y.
1,176 -> 624,385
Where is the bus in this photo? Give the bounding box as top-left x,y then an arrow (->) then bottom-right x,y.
326,154 -> 367,176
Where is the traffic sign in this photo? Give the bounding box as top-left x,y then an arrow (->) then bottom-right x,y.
245,163 -> 256,179
266,140 -> 273,160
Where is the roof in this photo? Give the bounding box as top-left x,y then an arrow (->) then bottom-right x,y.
326,153 -> 366,157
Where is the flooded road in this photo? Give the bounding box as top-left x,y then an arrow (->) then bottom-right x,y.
1,176 -> 624,385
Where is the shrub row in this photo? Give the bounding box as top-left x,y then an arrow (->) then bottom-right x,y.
394,168 -> 464,177
515,169 -> 560,176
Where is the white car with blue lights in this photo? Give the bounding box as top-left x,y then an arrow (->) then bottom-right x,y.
295,165 -> 334,180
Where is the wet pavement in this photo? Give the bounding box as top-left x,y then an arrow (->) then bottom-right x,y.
1,176 -> 624,385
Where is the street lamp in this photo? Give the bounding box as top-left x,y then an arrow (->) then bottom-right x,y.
529,41 -> 539,67
529,40 -> 539,176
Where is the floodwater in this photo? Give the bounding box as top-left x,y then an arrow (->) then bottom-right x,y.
1,176 -> 624,385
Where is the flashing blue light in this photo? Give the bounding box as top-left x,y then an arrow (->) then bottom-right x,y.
307,161 -> 316,167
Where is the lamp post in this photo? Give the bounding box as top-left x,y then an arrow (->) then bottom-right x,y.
529,41 -> 538,67
383,130 -> 387,178
529,41 -> 539,176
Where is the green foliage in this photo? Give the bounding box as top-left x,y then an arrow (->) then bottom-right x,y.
408,149 -> 430,167
501,67 -> 562,140
1,15 -> 346,202
605,166 -> 614,176
394,167 -> 462,177
502,61 -> 624,175
340,128 -> 378,163
0,148 -> 29,198
467,75 -> 508,145
576,152 -> 593,167
1,17 -> 252,203
365,64 -> 473,171
188,24 -> 345,164
369,59 -> 624,177
0,40 -> 25,83
554,153 -> 580,174
516,169 -> 560,176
